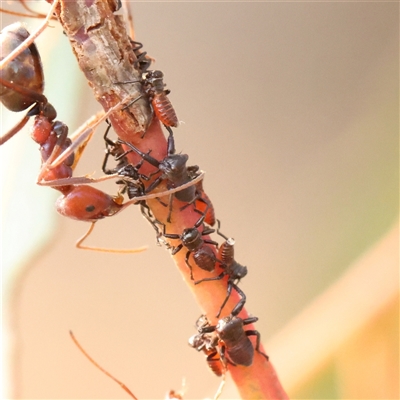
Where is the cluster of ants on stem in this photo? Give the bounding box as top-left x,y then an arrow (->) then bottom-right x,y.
1,2 -> 270,399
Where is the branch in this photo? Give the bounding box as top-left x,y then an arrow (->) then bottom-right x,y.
50,0 -> 288,398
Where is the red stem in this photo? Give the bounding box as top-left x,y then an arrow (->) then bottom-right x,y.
50,0 -> 289,398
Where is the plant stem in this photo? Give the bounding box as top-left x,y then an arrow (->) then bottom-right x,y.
50,0 -> 289,398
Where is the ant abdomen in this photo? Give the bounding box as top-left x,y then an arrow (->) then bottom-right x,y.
219,238 -> 235,266
56,185 -> 122,222
152,92 -> 178,128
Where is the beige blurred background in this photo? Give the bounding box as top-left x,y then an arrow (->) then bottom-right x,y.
1,1 -> 398,399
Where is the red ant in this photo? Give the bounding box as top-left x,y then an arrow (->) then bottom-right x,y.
30,100 -> 205,252
1,23 -> 205,251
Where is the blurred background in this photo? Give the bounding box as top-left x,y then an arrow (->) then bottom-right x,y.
1,1 -> 398,399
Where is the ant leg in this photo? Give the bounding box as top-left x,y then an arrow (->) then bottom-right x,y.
169,243 -> 183,255
180,191 -> 208,216
165,126 -> 176,154
75,222 -> 148,253
194,272 -> 225,286
216,282 -> 234,318
216,220 -> 228,241
37,173 -> 123,187
49,98 -> 136,170
166,193 -> 174,223
185,251 -> 195,280
118,139 -> 161,169
145,175 -> 163,193
229,283 -> 246,318
140,203 -> 164,245
0,114 -> 30,144
242,316 -> 259,326
69,331 -> 139,400
203,237 -> 219,247
219,345 -> 236,367
245,330 -> 269,362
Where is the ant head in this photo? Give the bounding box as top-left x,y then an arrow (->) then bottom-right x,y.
181,227 -> 201,246
0,23 -> 45,112
160,154 -> 188,176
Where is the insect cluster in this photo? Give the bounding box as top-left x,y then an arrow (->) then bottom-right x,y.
1,2 -> 269,398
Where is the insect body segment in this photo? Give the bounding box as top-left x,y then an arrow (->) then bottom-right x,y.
142,70 -> 178,128
189,332 -> 225,377
161,211 -> 220,280
31,113 -> 123,222
198,315 -> 269,368
117,68 -> 178,129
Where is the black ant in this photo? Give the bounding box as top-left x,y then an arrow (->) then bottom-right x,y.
160,210 -> 220,280
117,69 -> 178,128
118,128 -> 212,224
195,221 -> 247,318
198,314 -> 269,368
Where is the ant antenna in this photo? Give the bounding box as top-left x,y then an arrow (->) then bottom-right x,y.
69,331 -> 139,400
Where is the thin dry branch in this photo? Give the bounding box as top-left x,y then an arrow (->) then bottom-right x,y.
49,0 -> 289,398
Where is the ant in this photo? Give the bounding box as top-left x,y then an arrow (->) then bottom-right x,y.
198,314 -> 269,368
0,23 -> 180,251
195,221 -> 247,318
160,209 -> 220,280
117,69 -> 178,129
120,1 -> 153,74
33,106 -> 195,252
188,316 -> 226,378
118,128 -> 213,224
